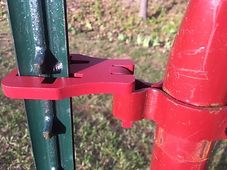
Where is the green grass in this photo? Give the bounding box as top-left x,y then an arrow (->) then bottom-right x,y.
1,0 -> 227,169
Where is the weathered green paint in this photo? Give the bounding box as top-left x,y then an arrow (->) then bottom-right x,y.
7,0 -> 75,169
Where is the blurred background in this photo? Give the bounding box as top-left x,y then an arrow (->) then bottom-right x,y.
0,0 -> 227,169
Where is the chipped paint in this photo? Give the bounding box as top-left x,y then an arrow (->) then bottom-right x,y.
185,47 -> 205,56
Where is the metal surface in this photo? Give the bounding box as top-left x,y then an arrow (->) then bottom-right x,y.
2,54 -> 227,169
6,0 -> 74,169
3,64 -> 227,140
2,54 -> 135,100
157,0 -> 227,169
3,0 -> 227,169
163,0 -> 227,107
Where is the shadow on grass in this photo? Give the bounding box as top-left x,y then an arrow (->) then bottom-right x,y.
73,105 -> 154,169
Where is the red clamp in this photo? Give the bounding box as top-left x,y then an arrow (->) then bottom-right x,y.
2,54 -> 227,142
2,54 -> 135,100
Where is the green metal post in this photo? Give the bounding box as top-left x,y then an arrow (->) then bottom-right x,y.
6,0 -> 75,169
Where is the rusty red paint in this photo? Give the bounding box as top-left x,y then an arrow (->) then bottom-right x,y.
150,127 -> 213,170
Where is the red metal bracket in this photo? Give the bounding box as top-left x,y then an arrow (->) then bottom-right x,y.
4,0 -> 227,169
114,82 -> 227,141
2,54 -> 227,140
2,54 -> 135,100
2,54 -> 227,168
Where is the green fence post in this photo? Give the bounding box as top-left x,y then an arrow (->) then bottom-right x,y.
6,0 -> 75,169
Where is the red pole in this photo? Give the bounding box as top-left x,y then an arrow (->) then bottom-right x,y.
163,0 -> 227,106
151,0 -> 227,169
2,0 -> 227,169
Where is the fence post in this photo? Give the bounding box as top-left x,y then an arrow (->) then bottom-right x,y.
4,0 -> 227,169
151,0 -> 227,169
6,0 -> 75,169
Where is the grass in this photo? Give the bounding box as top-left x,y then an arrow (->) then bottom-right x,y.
0,0 -> 227,169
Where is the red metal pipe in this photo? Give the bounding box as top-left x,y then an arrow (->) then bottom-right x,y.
163,0 -> 227,106
151,0 -> 227,169
2,1 -> 227,169
150,127 -> 214,170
